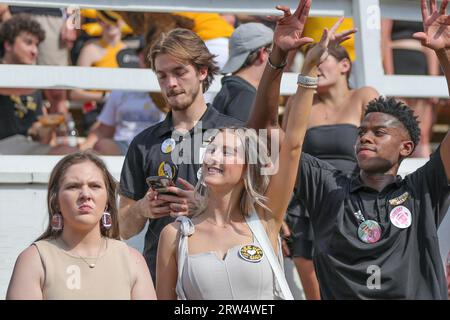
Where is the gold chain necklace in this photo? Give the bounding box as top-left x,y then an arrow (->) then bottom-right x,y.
60,237 -> 106,269
78,238 -> 105,268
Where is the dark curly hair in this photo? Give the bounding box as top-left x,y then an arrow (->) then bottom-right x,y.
365,96 -> 421,150
0,14 -> 45,57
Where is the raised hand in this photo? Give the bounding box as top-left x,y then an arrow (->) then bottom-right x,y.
270,0 -> 314,52
328,17 -> 357,50
303,17 -> 356,69
413,0 -> 450,50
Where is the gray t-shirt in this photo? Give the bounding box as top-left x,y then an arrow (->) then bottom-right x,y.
212,75 -> 256,122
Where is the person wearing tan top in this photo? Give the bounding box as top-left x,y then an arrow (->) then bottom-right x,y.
6,151 -> 156,300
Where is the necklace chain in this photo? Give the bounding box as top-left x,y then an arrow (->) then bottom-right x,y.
78,239 -> 104,268
60,237 -> 106,269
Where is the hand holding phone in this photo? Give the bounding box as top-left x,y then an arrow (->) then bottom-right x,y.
146,176 -> 176,195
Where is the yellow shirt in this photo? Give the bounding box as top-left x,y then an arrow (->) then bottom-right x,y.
80,9 -> 133,37
174,12 -> 234,41
92,39 -> 126,68
303,17 -> 356,61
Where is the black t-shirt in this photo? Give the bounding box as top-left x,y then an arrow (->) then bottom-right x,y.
0,92 -> 43,140
212,75 -> 256,122
119,105 -> 243,279
295,150 -> 450,299
9,6 -> 63,17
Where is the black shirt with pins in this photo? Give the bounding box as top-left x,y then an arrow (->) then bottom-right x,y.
295,150 -> 450,299
0,91 -> 43,140
119,105 -> 243,280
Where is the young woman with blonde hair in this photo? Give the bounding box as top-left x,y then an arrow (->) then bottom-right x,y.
156,0 -> 353,300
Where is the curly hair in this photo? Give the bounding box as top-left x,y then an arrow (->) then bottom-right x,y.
365,96 -> 421,150
149,28 -> 219,93
0,14 -> 45,56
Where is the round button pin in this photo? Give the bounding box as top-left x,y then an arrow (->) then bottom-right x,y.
238,244 -> 264,263
358,220 -> 382,244
389,205 -> 412,229
161,138 -> 176,154
158,161 -> 177,179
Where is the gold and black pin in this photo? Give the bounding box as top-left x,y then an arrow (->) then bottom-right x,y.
238,244 -> 264,263
389,191 -> 409,206
157,161 -> 177,180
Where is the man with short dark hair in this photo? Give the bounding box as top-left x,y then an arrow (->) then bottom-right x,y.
251,0 -> 450,299
0,13 -> 45,61
212,23 -> 273,122
9,5 -> 76,114
0,14 -> 50,154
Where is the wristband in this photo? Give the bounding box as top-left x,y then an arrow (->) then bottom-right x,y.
297,74 -> 318,87
297,83 -> 318,89
267,55 -> 287,70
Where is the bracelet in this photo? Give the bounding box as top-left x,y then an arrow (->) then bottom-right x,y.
297,83 -> 317,89
267,55 -> 287,70
297,74 -> 318,87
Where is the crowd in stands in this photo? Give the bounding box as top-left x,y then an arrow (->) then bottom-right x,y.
1,0 -> 449,300
0,5 -> 448,158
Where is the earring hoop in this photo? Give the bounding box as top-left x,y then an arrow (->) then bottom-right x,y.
101,211 -> 112,229
51,213 -> 63,231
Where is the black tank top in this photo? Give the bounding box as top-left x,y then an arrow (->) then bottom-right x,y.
302,124 -> 358,174
391,21 -> 423,41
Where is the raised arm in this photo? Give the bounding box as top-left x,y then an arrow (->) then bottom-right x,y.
264,23 -> 344,229
413,0 -> 450,180
246,0 -> 313,131
282,18 -> 358,129
413,0 -> 450,91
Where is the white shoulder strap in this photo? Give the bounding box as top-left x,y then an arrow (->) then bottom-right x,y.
175,216 -> 195,300
245,210 -> 294,300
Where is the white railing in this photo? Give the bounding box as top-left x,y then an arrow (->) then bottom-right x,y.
0,0 -> 353,15
0,0 -> 448,97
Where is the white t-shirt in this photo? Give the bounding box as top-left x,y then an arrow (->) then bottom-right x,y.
98,90 -> 166,144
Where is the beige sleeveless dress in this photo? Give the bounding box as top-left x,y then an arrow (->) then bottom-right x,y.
33,238 -> 133,300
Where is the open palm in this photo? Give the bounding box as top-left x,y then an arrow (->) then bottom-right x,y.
271,0 -> 314,51
413,0 -> 450,49
304,17 -> 356,67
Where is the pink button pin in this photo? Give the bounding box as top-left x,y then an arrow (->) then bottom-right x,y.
389,206 -> 412,229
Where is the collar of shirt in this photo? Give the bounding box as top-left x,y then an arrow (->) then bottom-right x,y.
154,104 -> 228,138
349,174 -> 403,193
